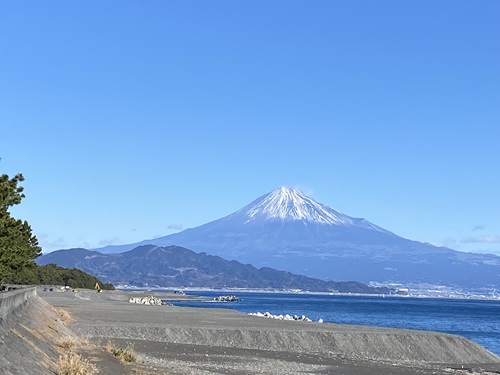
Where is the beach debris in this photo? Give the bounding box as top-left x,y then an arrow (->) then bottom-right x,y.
213,295 -> 240,302
248,311 -> 323,323
128,295 -> 164,305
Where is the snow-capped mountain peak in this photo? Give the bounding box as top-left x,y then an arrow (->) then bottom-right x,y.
241,186 -> 354,225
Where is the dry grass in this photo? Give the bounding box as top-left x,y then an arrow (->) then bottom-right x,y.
58,336 -> 76,350
58,335 -> 94,351
104,342 -> 137,363
57,352 -> 98,375
79,337 -> 92,347
56,308 -> 72,322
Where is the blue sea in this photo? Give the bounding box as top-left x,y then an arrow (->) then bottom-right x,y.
168,291 -> 500,356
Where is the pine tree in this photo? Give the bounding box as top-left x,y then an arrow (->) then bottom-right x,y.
0,173 -> 42,283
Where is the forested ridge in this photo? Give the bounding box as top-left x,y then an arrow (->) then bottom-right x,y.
8,262 -> 114,290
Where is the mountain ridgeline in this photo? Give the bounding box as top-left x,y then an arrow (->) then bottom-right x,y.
89,187 -> 500,288
38,245 -> 388,294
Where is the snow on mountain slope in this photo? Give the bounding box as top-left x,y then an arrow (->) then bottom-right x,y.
229,186 -> 390,233
242,187 -> 352,224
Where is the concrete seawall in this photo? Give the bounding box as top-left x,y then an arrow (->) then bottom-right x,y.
0,287 -> 78,375
0,287 -> 37,325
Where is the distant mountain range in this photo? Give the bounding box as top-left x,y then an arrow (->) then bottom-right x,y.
89,187 -> 500,288
37,245 -> 388,294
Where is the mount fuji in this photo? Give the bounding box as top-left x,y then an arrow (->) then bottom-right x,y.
94,187 -> 500,288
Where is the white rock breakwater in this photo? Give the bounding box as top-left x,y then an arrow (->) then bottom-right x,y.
214,295 -> 240,302
129,296 -> 164,305
248,311 -> 323,323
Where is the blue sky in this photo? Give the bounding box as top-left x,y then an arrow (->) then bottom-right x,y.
1,1 -> 499,255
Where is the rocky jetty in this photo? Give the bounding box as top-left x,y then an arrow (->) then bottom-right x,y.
128,295 -> 164,305
248,311 -> 323,322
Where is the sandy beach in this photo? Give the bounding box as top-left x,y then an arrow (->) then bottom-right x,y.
36,288 -> 500,375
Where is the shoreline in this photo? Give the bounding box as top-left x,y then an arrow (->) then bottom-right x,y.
39,288 -> 500,375
117,286 -> 500,302
163,290 -> 500,357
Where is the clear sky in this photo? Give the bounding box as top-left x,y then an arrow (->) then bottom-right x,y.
1,1 -> 499,255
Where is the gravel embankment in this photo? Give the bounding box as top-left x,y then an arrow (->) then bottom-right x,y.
41,288 -> 500,375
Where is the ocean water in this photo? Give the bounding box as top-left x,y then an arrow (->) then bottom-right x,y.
168,291 -> 500,356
